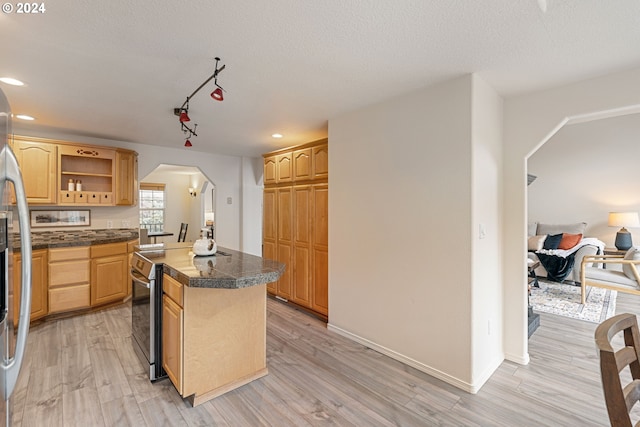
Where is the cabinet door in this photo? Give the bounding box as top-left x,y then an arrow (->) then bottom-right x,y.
91,254 -> 128,306
115,150 -> 138,206
311,184 -> 328,315
276,188 -> 293,299
263,155 -> 277,185
13,139 -> 57,204
163,295 -> 183,394
276,153 -> 292,183
13,249 -> 48,324
312,144 -> 328,180
263,188 -> 277,294
292,185 -> 311,308
293,148 -> 312,181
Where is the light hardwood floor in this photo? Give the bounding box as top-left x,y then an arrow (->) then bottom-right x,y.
11,291 -> 638,426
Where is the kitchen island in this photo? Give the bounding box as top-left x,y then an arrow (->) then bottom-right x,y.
135,243 -> 284,406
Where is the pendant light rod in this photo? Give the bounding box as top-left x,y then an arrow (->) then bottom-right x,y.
178,57 -> 226,111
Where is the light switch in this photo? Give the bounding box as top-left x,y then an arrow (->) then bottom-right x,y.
227,197 -> 232,204
479,223 -> 487,239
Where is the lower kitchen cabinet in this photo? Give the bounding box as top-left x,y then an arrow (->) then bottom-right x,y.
163,292 -> 183,394
48,246 -> 91,314
162,273 -> 267,406
13,249 -> 48,324
91,242 -> 128,306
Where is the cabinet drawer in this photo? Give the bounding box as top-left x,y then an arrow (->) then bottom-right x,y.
74,192 -> 87,203
91,242 -> 127,258
59,191 -> 75,204
49,260 -> 90,286
49,246 -> 90,262
100,192 -> 113,204
163,274 -> 183,307
87,192 -> 101,204
48,284 -> 90,313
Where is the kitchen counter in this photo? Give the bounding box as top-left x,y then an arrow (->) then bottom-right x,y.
135,242 -> 285,289
13,228 -> 139,250
135,242 -> 284,406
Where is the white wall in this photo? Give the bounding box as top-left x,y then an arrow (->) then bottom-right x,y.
503,68 -> 640,364
240,156 -> 264,256
470,75 -> 504,387
528,113 -> 640,247
329,75 -> 489,391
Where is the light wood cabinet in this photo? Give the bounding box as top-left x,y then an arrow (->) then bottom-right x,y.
293,148 -> 312,181
263,139 -> 328,318
276,152 -> 292,183
264,156 -> 277,185
311,184 -> 329,315
115,149 -> 138,206
58,144 -> 115,206
312,144 -> 328,180
10,135 -> 137,207
162,273 -> 267,406
48,246 -> 91,314
90,242 -> 128,306
13,249 -> 48,324
276,187 -> 293,299
263,188 -> 277,294
11,137 -> 57,204
163,282 -> 184,394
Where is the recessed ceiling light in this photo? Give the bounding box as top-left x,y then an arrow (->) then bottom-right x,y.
15,115 -> 34,121
271,133 -> 283,138
0,77 -> 25,86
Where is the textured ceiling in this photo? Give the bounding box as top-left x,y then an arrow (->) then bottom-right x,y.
1,0 -> 640,157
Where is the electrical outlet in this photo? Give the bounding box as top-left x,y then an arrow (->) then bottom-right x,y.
121,220 -> 130,228
106,220 -> 113,229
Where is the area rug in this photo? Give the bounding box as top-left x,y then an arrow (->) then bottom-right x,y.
530,279 -> 617,323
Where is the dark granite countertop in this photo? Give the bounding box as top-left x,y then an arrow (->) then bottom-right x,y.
135,242 -> 285,289
13,228 -> 139,250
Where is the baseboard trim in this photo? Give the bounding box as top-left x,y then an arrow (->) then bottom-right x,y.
504,351 -> 530,365
327,323 -> 482,394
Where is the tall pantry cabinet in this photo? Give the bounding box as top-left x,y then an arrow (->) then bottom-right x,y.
263,139 -> 328,318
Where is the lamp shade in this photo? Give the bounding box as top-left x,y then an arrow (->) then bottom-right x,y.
608,212 -> 640,228
179,111 -> 190,122
211,87 -> 223,101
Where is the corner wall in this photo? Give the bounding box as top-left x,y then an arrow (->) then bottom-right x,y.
329,75 -> 485,390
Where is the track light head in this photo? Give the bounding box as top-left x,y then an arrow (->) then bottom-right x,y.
211,87 -> 223,101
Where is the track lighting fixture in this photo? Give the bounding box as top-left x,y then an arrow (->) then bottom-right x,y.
174,57 -> 226,147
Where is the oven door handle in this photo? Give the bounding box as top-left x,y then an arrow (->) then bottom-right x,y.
130,270 -> 151,289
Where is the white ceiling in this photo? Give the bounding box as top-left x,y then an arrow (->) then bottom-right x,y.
1,0 -> 640,157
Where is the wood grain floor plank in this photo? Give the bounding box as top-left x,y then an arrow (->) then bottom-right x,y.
14,292 -> 640,426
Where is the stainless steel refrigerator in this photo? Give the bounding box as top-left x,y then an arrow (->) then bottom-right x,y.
0,87 -> 32,426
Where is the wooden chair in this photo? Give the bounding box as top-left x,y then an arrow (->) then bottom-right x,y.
595,313 -> 640,426
581,251 -> 640,304
178,223 -> 188,242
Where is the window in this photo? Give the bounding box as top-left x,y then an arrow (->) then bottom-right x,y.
139,183 -> 166,233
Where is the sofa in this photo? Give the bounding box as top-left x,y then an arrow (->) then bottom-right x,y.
527,222 -> 605,284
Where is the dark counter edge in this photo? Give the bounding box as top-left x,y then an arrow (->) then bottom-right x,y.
12,228 -> 139,251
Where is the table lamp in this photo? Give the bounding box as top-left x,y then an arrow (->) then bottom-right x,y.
608,212 -> 640,250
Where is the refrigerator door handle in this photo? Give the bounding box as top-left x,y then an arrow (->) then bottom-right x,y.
0,144 -> 31,399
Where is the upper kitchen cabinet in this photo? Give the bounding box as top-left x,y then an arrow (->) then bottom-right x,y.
263,139 -> 328,185
115,149 -> 138,206
11,136 -> 138,207
58,144 -> 115,205
11,136 -> 57,204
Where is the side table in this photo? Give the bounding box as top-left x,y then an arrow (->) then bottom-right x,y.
603,247 -> 627,269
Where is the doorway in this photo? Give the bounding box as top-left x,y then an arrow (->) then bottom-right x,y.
141,164 -> 216,243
